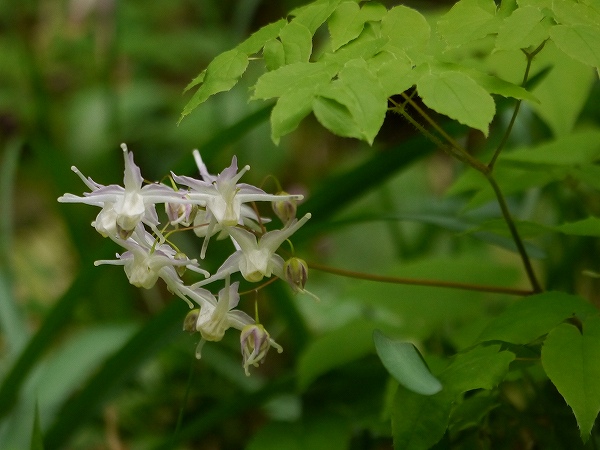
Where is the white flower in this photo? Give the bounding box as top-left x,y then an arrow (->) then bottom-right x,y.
172,150 -> 303,258
240,323 -> 283,376
94,226 -> 208,307
58,144 -> 181,238
181,278 -> 254,359
193,213 -> 311,286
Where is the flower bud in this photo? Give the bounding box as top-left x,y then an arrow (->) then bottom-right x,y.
272,191 -> 297,224
165,202 -> 197,227
183,308 -> 200,333
283,257 -> 308,293
240,324 -> 283,376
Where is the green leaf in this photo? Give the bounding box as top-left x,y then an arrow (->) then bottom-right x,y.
270,87 -> 317,144
297,319 -> 375,391
313,62 -> 387,143
280,21 -> 313,64
370,54 -> 416,97
550,23 -> 600,69
237,19 -> 287,54
290,0 -> 342,34
180,49 -> 248,120
263,39 -> 285,71
373,330 -> 442,395
30,402 -> 44,450
542,316 -> 600,442
496,5 -> 550,50
553,216 -> 600,237
392,387 -> 454,450
551,0 -> 600,27
328,2 -> 364,51
392,345 -> 514,450
381,5 -> 430,51
501,128 -> 600,166
417,70 -> 495,135
441,345 -> 515,394
253,62 -> 337,99
437,0 -> 499,48
477,291 -> 597,344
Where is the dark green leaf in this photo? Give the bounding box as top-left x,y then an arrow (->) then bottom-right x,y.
373,330 -> 442,395
478,291 -> 597,344
542,316 -> 600,441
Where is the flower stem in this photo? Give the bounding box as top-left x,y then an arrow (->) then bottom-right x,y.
308,261 -> 534,296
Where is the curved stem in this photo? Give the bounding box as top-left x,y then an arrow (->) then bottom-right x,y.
308,261 -> 534,296
488,40 -> 547,170
485,173 -> 542,293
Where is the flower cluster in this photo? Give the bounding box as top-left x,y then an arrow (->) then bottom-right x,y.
59,144 -> 313,375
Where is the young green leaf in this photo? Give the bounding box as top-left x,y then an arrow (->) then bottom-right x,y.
417,70 -> 495,135
373,329 -> 442,395
550,24 -> 600,69
381,5 -> 430,51
437,0 -> 500,48
280,21 -> 313,64
270,87 -> 318,144
290,0 -> 343,34
30,402 -> 44,450
328,1 -> 365,51
263,39 -> 285,71
542,316 -> 600,442
236,19 -> 287,55
477,291 -> 597,344
180,49 -> 248,120
495,5 -> 550,51
252,61 -> 337,100
313,62 -> 387,144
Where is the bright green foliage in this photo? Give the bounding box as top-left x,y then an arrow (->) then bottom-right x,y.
373,330 -> 442,395
183,0 -> 564,140
437,0 -> 500,48
542,316 -> 600,441
550,24 -> 600,68
495,6 -> 550,50
417,70 -> 496,135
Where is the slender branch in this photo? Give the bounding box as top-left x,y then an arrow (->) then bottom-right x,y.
485,173 -> 542,293
308,261 -> 534,296
394,95 -> 489,174
394,83 -> 544,293
488,40 -> 547,170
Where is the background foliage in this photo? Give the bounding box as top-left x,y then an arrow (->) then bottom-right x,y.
1,0 -> 600,448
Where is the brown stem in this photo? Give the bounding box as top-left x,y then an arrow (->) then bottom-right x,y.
308,261 -> 534,296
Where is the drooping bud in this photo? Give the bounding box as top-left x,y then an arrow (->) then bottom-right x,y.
240,324 -> 283,376
174,251 -> 189,277
283,257 -> 308,293
272,191 -> 297,224
165,201 -> 197,227
183,308 -> 200,333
